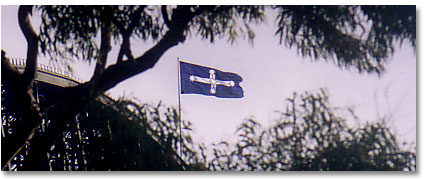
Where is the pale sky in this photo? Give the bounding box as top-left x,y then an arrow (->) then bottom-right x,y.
1,5 -> 417,150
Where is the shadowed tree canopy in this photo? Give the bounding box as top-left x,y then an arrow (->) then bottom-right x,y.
35,6 -> 416,74
1,87 -> 415,170
1,5 -> 416,170
202,90 -> 415,171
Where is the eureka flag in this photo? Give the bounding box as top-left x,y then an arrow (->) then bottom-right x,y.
180,61 -> 244,98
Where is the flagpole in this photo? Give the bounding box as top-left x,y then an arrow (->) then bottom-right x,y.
177,57 -> 183,159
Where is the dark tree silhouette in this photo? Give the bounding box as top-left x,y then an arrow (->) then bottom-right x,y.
1,5 -> 415,170
2,87 -> 415,170
203,90 -> 415,171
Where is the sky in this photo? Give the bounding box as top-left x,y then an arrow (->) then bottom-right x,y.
1,5 -> 417,151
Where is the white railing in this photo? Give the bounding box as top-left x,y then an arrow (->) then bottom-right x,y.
9,58 -> 84,83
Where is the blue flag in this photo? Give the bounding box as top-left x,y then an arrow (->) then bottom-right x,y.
180,61 -> 244,98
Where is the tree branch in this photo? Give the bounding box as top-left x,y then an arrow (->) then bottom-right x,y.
90,19 -> 112,83
18,5 -> 38,87
15,7 -> 199,169
94,25 -> 187,92
162,5 -> 172,28
115,6 -> 145,63
84,5 -> 212,95
1,6 -> 45,169
117,34 -> 134,63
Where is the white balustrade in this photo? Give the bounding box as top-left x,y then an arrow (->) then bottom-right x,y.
8,58 -> 83,84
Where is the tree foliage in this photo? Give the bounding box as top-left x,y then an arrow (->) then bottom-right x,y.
274,6 -> 415,73
37,6 -> 264,63
2,91 -> 203,170
201,89 -> 416,171
2,86 -> 415,171
35,5 -> 415,73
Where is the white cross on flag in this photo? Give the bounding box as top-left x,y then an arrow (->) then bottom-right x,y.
179,61 -> 244,98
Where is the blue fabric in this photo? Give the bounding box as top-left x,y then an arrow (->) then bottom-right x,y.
180,61 -> 244,98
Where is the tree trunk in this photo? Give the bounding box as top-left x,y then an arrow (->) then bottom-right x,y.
3,5 -> 199,170
1,5 -> 42,169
